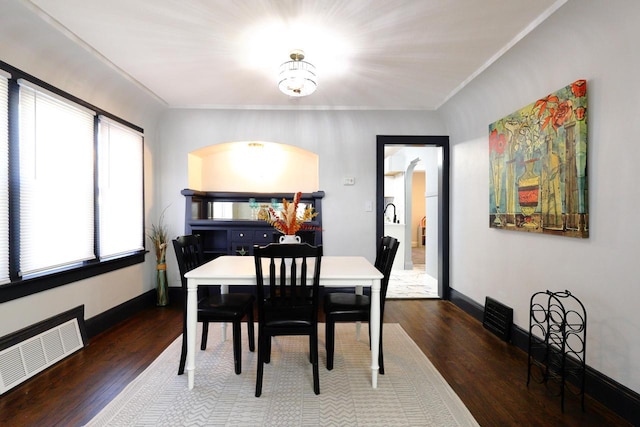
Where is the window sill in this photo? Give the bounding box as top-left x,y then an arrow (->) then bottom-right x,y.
0,251 -> 146,303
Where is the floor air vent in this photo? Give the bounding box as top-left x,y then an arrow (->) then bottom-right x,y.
482,297 -> 513,342
0,306 -> 87,395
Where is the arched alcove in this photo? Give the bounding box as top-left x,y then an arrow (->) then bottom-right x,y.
188,141 -> 319,192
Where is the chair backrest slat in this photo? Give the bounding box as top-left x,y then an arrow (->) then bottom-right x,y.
172,234 -> 204,289
172,234 -> 206,315
254,243 -> 323,320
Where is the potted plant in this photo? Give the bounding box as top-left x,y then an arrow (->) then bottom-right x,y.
148,207 -> 169,306
258,192 -> 319,243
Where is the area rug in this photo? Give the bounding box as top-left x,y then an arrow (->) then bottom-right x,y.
85,323 -> 478,426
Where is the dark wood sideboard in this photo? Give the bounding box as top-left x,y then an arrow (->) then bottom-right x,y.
181,189 -> 324,260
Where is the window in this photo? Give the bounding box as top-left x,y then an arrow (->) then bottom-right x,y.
0,62 -> 145,303
98,117 -> 144,258
18,80 -> 96,276
0,71 -> 9,285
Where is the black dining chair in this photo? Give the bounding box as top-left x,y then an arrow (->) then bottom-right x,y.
253,242 -> 323,396
173,234 -> 255,375
323,236 -> 399,374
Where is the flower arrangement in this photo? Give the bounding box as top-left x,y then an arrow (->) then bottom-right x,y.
258,192 -> 319,235
147,206 -> 169,264
495,79 -> 587,162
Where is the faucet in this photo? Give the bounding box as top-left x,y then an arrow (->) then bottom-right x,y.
384,203 -> 397,223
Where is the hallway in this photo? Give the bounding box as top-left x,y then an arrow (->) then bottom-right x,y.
386,245 -> 439,299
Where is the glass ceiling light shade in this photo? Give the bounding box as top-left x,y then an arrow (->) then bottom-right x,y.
278,50 -> 317,97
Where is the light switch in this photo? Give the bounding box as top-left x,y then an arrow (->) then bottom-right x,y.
365,201 -> 373,212
343,176 -> 355,185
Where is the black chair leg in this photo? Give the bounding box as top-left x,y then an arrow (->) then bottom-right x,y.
232,321 -> 242,374
325,318 -> 335,370
201,322 -> 209,350
265,336 -> 272,363
178,333 -> 187,375
312,329 -> 320,395
255,332 -> 265,397
247,309 -> 255,352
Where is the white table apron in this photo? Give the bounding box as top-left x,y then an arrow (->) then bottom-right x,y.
184,255 -> 383,390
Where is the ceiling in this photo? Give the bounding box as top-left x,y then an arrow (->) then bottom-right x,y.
23,0 -> 564,110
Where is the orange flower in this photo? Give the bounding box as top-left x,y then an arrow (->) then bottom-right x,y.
552,101 -> 573,130
534,95 -> 559,120
489,129 -> 507,155
571,80 -> 587,98
258,192 -> 320,235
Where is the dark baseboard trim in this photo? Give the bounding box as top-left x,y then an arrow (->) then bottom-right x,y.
0,305 -> 87,351
449,288 -> 640,426
168,286 -> 182,305
449,288 -> 484,321
85,290 -> 155,338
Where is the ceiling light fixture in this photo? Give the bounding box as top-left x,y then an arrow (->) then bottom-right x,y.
278,49 -> 317,97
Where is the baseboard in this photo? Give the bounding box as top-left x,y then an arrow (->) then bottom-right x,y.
449,288 -> 484,322
449,288 -> 640,426
84,290 -> 156,338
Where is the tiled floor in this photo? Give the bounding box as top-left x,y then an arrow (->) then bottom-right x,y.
386,246 -> 439,299
386,265 -> 438,299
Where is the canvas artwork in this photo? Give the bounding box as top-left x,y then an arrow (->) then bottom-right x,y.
489,79 -> 588,237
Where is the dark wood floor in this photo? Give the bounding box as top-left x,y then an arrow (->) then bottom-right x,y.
0,299 -> 630,426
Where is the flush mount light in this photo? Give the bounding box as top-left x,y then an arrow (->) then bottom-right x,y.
277,49 -> 317,97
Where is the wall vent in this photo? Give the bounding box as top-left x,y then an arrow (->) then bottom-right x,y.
483,297 -> 513,342
0,306 -> 86,395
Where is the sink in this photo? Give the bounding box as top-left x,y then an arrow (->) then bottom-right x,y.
383,223 -> 405,270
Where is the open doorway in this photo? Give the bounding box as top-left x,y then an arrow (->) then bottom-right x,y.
376,136 -> 450,299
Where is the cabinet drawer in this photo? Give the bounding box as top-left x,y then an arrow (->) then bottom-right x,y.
230,230 -> 252,241
254,230 -> 274,245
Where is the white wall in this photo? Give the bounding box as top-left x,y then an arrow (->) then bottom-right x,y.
190,141 -> 319,193
439,0 -> 640,394
0,2 -> 164,336
157,109 -> 446,286
422,148 -> 439,279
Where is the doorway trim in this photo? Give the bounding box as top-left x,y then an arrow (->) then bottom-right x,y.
376,135 -> 450,300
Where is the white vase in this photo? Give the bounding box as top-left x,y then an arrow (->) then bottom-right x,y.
279,234 -> 301,244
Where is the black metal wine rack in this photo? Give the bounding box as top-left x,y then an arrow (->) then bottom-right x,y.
527,290 -> 586,411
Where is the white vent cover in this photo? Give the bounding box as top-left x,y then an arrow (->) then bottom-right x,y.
0,318 -> 83,394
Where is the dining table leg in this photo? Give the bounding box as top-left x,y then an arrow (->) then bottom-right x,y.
186,280 -> 198,390
355,285 -> 363,341
220,284 -> 228,341
369,278 -> 381,388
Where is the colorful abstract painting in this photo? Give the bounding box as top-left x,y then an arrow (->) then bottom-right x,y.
489,79 -> 588,237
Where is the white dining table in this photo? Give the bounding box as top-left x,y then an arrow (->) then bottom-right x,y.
184,255 -> 384,390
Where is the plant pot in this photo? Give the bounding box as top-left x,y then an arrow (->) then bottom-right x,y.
156,262 -> 169,306
279,235 -> 301,244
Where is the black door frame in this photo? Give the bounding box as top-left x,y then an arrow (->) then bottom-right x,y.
376,135 -> 450,300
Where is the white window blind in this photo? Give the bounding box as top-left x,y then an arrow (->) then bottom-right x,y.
18,80 -> 95,276
98,116 -> 144,258
0,72 -> 9,284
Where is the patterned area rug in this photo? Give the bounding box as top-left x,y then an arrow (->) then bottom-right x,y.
85,323 -> 478,426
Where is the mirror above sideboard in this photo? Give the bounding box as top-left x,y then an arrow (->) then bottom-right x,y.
200,200 -> 314,221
